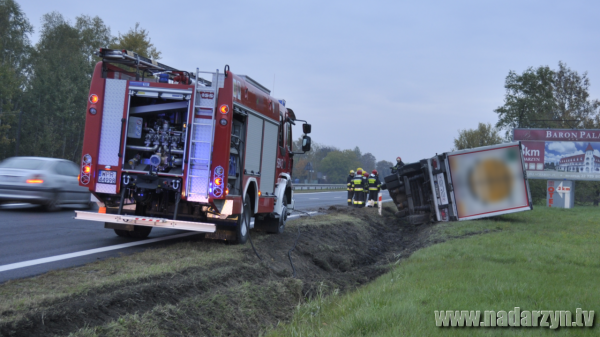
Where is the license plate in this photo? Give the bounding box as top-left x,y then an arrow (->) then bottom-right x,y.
98,170 -> 117,184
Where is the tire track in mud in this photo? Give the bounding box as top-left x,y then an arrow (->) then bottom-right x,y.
0,206 -> 437,337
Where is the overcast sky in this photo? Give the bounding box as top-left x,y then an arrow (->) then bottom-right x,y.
19,0 -> 600,164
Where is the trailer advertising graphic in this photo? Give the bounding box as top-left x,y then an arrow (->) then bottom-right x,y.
447,144 -> 530,220
513,129 -> 600,181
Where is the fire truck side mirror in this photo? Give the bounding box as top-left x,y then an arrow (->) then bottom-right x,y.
302,123 -> 312,134
302,135 -> 312,152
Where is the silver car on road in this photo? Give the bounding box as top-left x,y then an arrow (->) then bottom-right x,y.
0,157 -> 91,210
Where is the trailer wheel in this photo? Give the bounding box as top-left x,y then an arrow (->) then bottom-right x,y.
235,193 -> 251,244
267,195 -> 287,234
128,226 -> 152,239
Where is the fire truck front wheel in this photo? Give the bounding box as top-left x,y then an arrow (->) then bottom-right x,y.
266,195 -> 287,234
235,194 -> 251,244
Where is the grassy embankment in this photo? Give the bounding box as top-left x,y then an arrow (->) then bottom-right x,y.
267,206 -> 600,336
0,208 -> 395,336
0,237 -> 245,323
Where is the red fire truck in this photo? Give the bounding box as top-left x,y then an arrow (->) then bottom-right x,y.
74,49 -> 311,243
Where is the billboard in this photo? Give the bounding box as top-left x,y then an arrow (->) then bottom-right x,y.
447,143 -> 531,220
513,129 -> 600,181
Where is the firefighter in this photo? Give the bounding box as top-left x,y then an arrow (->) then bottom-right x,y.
368,170 -> 381,207
362,171 -> 369,207
347,170 -> 355,206
352,169 -> 364,207
391,156 -> 404,173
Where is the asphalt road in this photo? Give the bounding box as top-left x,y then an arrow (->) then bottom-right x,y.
0,190 -> 385,283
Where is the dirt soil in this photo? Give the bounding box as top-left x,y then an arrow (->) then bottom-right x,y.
0,206 -> 439,337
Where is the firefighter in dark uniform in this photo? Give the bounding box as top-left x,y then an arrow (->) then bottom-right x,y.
347,170 -> 355,206
352,170 -> 364,207
368,170 -> 381,207
362,171 -> 369,207
391,156 -> 404,173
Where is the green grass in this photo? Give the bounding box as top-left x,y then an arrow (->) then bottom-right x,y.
267,206 -> 600,336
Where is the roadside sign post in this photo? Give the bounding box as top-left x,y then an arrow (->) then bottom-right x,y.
547,180 -> 575,208
378,192 -> 382,216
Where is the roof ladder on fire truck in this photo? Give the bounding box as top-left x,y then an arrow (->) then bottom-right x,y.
185,68 -> 221,203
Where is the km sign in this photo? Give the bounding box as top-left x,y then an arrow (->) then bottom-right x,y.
522,146 -> 540,157
547,180 -> 574,209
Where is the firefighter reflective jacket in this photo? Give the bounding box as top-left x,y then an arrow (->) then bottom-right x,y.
347,174 -> 354,190
351,176 -> 364,191
368,174 -> 381,191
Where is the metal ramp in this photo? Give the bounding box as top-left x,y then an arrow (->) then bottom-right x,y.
186,69 -> 221,203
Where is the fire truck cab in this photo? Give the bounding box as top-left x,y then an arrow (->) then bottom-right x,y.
74,49 -> 311,243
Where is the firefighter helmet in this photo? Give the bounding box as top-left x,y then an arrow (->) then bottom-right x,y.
363,171 -> 368,177
396,157 -> 402,162
350,170 -> 355,174
372,170 -> 378,175
356,169 -> 362,175
357,167 -> 363,172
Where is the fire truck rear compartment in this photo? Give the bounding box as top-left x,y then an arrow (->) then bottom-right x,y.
228,113 -> 246,196
123,95 -> 190,176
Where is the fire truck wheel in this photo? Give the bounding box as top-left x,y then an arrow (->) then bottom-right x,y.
129,225 -> 152,239
236,194 -> 251,244
266,195 -> 287,234
114,229 -> 130,237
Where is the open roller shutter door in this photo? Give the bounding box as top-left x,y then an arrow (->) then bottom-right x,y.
245,114 -> 263,174
260,121 -> 278,193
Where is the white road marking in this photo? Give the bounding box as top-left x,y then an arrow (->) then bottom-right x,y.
0,203 -> 35,209
0,232 -> 200,273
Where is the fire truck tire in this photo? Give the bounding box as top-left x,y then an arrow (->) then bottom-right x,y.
129,225 -> 152,239
235,194 -> 251,244
266,195 -> 287,234
114,229 -> 130,237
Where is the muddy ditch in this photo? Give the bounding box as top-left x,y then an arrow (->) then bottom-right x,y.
0,205 -> 439,337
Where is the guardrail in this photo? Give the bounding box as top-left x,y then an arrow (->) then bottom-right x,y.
293,184 -> 346,191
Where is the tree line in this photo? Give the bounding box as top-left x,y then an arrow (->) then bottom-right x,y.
0,0 -> 160,162
0,0 -> 396,184
453,61 -> 600,205
291,137 -> 393,184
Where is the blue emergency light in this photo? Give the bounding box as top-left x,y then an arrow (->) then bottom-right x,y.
159,73 -> 169,83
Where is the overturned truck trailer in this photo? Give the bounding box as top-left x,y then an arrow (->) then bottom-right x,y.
382,142 -> 532,225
